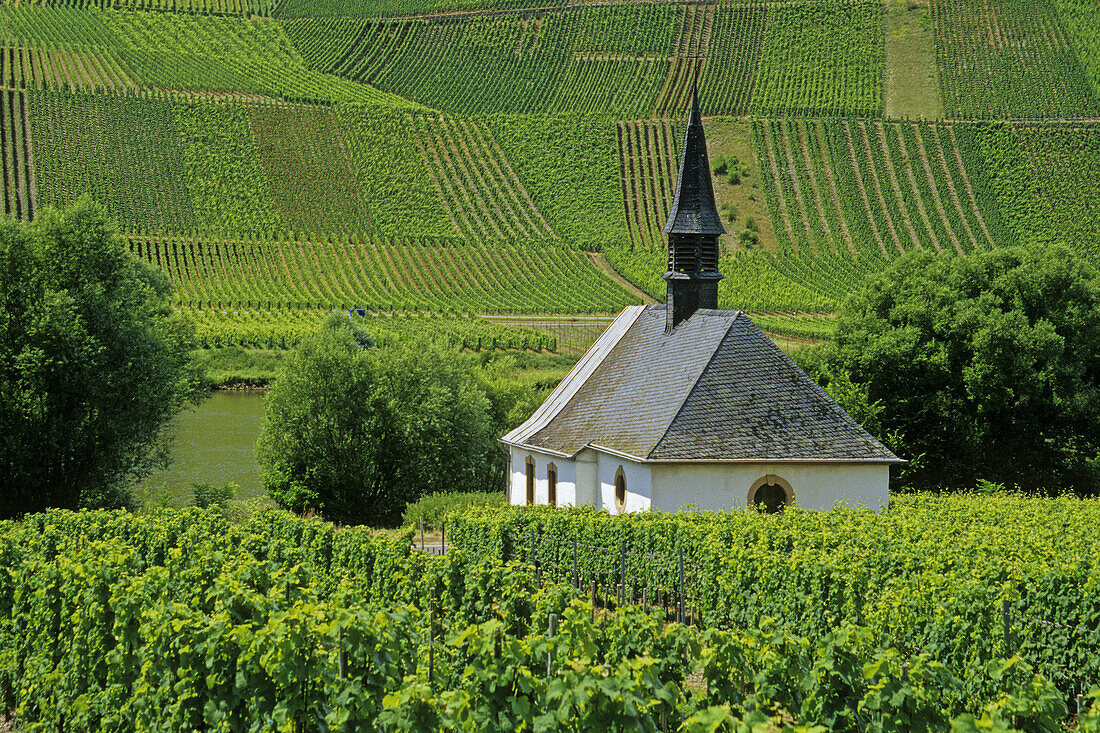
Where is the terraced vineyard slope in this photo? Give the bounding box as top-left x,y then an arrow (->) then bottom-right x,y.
0,0 -> 1098,347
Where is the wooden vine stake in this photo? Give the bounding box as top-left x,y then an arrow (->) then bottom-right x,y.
678,547 -> 685,624
547,613 -> 557,677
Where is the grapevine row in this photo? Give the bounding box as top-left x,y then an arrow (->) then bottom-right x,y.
128,232 -> 640,314
284,0 -> 888,119
191,310 -> 559,351
933,0 -> 1099,119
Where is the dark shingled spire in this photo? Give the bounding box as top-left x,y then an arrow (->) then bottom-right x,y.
662,84 -> 723,332
663,83 -> 724,236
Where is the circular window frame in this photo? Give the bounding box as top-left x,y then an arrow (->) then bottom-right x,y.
614,466 -> 627,513
747,475 -> 794,513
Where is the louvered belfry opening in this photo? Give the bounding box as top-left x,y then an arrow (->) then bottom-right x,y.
662,83 -> 724,333
667,233 -> 720,274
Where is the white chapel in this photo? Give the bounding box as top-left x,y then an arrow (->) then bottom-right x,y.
501,87 -> 902,514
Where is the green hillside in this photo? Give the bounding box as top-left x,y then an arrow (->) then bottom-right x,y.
1,0 -> 1100,348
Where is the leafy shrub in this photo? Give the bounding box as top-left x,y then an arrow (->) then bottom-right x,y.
258,314 -> 500,525
190,481 -> 238,509
402,490 -> 506,530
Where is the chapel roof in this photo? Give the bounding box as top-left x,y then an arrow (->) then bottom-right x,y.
502,305 -> 901,464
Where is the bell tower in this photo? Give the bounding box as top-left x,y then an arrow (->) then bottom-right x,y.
662,84 -> 724,332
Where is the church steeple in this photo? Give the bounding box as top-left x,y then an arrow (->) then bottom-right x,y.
663,84 -> 723,333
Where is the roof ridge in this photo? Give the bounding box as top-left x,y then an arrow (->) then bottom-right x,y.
645,312 -> 742,460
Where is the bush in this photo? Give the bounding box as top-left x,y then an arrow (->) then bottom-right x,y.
257,314 -> 500,525
815,246 -> 1100,494
0,198 -> 203,517
190,481 -> 237,509
402,490 -> 506,530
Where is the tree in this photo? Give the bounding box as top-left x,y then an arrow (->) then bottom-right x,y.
257,314 -> 500,525
808,246 -> 1100,494
0,199 -> 202,517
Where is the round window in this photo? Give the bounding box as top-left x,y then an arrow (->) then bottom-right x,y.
748,475 -> 793,514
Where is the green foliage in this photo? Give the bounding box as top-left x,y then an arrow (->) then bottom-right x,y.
190,480 -> 238,508
0,199 -> 203,518
176,102 -> 283,236
1054,0 -> 1100,100
471,352 -> 560,434
604,244 -> 839,313
753,118 -> 1009,264
192,311 -> 560,353
748,312 -> 836,341
275,0 -> 549,20
485,113 -> 629,251
933,0 -> 1099,118
132,234 -> 636,315
288,6 -> 680,118
401,490 -> 506,530
448,492 -> 1100,711
14,0 -> 273,15
971,122 -> 1049,248
30,90 -> 195,233
713,154 -> 750,186
0,6 -> 407,104
248,104 -> 372,236
334,105 -> 455,239
818,246 -> 1100,493
258,314 -> 501,525
697,4 -> 767,116
751,0 -> 884,116
0,504 -> 1086,731
1016,124 -> 1100,260
285,2 -> 884,118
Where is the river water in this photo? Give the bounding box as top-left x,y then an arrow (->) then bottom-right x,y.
138,391 -> 267,507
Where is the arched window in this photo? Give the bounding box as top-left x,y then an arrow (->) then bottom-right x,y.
547,463 -> 557,507
525,456 -> 535,506
614,466 -> 627,512
747,475 -> 794,514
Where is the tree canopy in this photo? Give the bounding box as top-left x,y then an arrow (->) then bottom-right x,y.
804,246 -> 1100,494
0,199 -> 202,517
257,314 -> 500,525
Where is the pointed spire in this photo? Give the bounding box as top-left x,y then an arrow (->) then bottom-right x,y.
690,75 -> 702,127
663,84 -> 724,236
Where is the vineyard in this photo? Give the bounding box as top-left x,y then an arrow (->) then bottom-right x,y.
8,1 -> 1100,727
128,233 -> 639,314
3,501 -> 1099,730
0,0 -> 1097,339
754,118 -> 1012,260
410,114 -> 555,242
0,6 -> 406,104
617,118 -> 679,250
0,89 -> 35,221
933,0 -> 1100,119
450,493 -> 1100,706
608,116 -> 1023,314
284,0 -> 887,118
12,0 -> 274,15
192,310 -> 560,351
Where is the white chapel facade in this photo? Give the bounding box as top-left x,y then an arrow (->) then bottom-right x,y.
500,88 -> 902,514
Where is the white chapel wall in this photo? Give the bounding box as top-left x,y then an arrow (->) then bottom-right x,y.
649,463 -> 889,513
595,451 -> 652,513
508,447 -> 584,507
